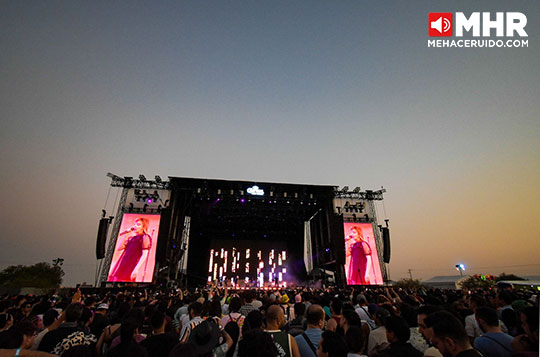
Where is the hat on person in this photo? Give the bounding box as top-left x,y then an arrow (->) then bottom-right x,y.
511,299 -> 531,314
188,320 -> 220,354
96,303 -> 109,310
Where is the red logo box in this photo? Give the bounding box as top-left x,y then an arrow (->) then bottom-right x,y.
429,13 -> 452,37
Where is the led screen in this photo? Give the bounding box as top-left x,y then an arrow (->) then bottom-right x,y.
208,240 -> 288,287
343,222 -> 383,285
107,213 -> 161,283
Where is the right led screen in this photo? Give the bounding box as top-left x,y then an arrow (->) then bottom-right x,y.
343,222 -> 383,285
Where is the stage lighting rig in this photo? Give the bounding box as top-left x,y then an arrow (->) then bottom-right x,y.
139,174 -> 147,181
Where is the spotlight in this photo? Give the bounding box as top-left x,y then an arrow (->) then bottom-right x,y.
139,174 -> 146,181
154,175 -> 162,183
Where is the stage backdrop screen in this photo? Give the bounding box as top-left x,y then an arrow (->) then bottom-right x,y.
107,213 -> 161,283
343,222 -> 383,285
208,240 -> 288,287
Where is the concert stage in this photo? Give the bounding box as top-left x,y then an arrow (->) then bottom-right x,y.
97,175 -> 389,288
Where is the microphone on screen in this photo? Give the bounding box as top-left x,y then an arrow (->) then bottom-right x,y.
119,227 -> 135,235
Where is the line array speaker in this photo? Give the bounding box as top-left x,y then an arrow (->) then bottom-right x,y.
96,218 -> 109,259
382,227 -> 391,263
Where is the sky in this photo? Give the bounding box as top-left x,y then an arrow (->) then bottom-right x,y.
1,1 -> 539,286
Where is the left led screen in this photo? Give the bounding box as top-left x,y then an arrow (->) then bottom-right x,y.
107,213 -> 161,283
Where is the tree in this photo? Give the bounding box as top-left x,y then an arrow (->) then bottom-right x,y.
395,278 -> 424,290
0,261 -> 64,288
458,275 -> 494,290
496,273 -> 525,281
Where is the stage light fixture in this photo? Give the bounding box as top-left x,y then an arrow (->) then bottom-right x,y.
342,186 -> 349,192
155,175 -> 162,183
353,187 -> 361,193
139,174 -> 146,181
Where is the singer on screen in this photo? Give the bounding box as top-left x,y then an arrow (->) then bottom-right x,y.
347,226 -> 372,285
109,217 -> 151,282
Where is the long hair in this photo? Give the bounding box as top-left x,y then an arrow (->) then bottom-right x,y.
135,217 -> 150,235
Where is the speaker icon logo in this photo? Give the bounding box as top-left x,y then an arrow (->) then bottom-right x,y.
429,13 -> 452,36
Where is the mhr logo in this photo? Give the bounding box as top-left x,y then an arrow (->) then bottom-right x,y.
429,12 -> 528,37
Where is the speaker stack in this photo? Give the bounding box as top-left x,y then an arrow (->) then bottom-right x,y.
96,218 -> 109,259
382,227 -> 391,263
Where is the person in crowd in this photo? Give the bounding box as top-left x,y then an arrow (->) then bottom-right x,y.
179,301 -> 204,343
354,295 -> 376,329
187,319 -> 233,357
464,295 -> 485,344
345,326 -> 367,357
424,311 -> 483,357
379,316 -> 423,357
285,303 -> 306,337
221,297 -> 245,333
367,307 -> 390,355
295,304 -> 325,357
20,303 -> 34,321
238,328 -> 278,357
242,309 -> 264,335
0,313 -> 14,333
417,305 -> 443,357
90,303 -> 109,338
31,309 -> 61,350
511,306 -> 539,356
0,319 -> 39,353
106,317 -> 147,357
327,299 -> 344,335
139,311 -> 177,356
239,291 -> 258,317
265,304 -> 301,357
495,291 -> 516,334
317,330 -> 348,357
473,306 -> 513,357
109,309 -> 146,349
340,310 -> 362,335
38,303 -> 96,355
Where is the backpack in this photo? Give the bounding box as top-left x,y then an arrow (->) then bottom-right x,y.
224,314 -> 241,357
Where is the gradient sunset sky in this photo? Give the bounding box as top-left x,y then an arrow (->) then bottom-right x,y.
1,1 -> 539,285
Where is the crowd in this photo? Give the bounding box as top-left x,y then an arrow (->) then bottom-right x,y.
0,285 -> 537,357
